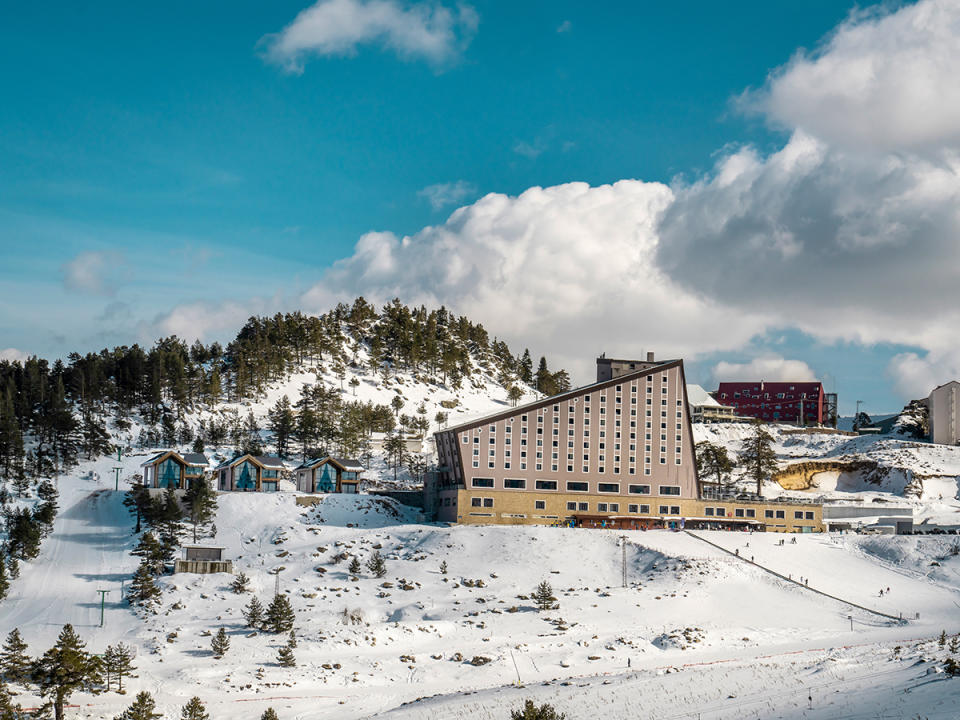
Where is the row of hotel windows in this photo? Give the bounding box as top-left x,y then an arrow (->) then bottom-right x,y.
470,477 -> 682,495
469,496 -> 675,515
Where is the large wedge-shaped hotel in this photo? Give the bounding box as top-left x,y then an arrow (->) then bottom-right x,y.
428,355 -> 822,532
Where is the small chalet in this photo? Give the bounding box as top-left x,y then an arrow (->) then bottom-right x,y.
175,545 -> 232,574
294,457 -> 364,494
140,451 -> 209,489
214,454 -> 285,492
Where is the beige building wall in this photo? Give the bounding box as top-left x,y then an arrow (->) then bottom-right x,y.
928,381 -> 960,445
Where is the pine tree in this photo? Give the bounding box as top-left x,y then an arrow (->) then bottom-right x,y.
30,624 -> 102,720
510,699 -> 566,720
348,557 -> 361,576
269,396 -> 296,459
128,559 -> 161,605
286,629 -> 297,649
0,629 -> 29,684
276,641 -> 296,668
180,696 -> 210,720
230,571 -> 250,594
533,581 -> 556,611
157,485 -> 184,550
939,630 -> 947,648
260,709 -> 279,720
0,558 -> 8,602
738,421 -> 779,497
265,594 -> 295,634
695,441 -> 735,493
183,478 -> 217,544
7,508 -> 42,560
243,596 -> 265,628
123,482 -> 153,534
950,635 -> 959,653
211,628 -> 229,659
0,679 -> 23,720
114,691 -> 162,720
440,560 -> 448,575
102,643 -> 135,693
131,532 -> 165,575
366,550 -> 387,578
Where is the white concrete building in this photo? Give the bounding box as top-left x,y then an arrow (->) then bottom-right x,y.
686,384 -> 737,423
928,381 -> 960,445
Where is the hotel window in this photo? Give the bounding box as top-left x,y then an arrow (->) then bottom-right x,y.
795,511 -> 804,519
735,508 -> 745,518
567,481 -> 588,492
536,463 -> 542,471
765,510 -> 774,518
598,503 -> 608,512
578,502 -> 589,511
535,500 -> 546,510
473,448 -> 479,456
472,460 -> 479,468
670,506 -> 680,515
716,507 -> 726,517
629,485 -> 650,494
504,478 -> 525,489
462,435 -> 469,443
471,497 -> 482,507
474,437 -> 479,444
490,425 -> 496,433
659,486 -> 681,496
582,466 -> 589,473
566,501 -> 577,511
628,504 -> 639,514
776,510 -> 785,519
483,498 -> 494,508
805,511 -> 814,520
746,509 -> 756,518
472,477 -> 494,488
535,480 -> 558,491
609,503 -> 620,512
705,507 -> 715,516
658,505 -> 669,514
505,425 -> 512,433
598,483 -> 620,493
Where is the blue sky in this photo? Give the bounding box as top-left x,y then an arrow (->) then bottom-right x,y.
1,0 -> 953,416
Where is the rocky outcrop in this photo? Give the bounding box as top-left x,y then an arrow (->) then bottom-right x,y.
772,459 -> 881,490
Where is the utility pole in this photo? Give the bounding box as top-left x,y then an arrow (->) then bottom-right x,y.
97,589 -> 110,627
619,535 -> 628,588
854,400 -> 863,432
798,397 -> 804,428
112,466 -> 123,491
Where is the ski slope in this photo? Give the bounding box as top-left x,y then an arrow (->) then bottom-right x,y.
3,458 -> 960,719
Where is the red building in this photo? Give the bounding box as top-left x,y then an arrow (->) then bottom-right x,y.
716,381 -> 825,425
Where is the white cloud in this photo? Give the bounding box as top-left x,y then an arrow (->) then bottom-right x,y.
711,355 -> 817,384
302,181 -> 769,382
144,299 -> 276,345
260,0 -> 478,72
748,0 -> 960,156
512,139 -> 545,159
0,348 -> 30,363
62,251 -> 126,296
556,20 -> 572,34
887,349 -> 960,401
417,180 -> 476,210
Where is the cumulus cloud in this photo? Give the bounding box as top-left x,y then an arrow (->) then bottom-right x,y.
711,355 -> 817,384
887,349 -> 960,401
417,180 -> 476,210
303,181 -> 769,380
0,348 -> 30,363
747,0 -> 960,156
144,299 -> 275,345
62,251 -> 126,296
260,0 -> 478,72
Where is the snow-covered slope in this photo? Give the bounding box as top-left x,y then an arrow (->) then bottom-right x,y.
3,458 -> 960,720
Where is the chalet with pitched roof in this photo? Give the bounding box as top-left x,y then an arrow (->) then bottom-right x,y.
214,454 -> 285,492
294,457 -> 364,494
141,450 -> 209,489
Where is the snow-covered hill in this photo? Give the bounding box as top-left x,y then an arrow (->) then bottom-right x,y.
2,454 -> 960,720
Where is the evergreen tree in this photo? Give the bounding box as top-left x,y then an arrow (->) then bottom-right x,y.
114,691 -> 162,720
30,624 -> 102,720
102,643 -> 135,693
276,641 -> 296,668
440,560 -> 448,575
230,571 -> 250,594
518,349 -> 533,384
131,532 -> 166,576
0,629 -> 29,685
123,482 -> 153,534
510,700 -> 566,720
260,709 -> 279,720
738,421 -> 779,497
180,696 -> 210,720
156,485 -> 183,555
535,357 -> 552,395
533,581 -> 556,611
6,507 -> 42,560
242,596 -> 265,629
383,431 -> 405,482
264,594 -> 295,634
366,551 -> 387,578
182,479 -> 217,544
0,558 -> 8,602
211,628 -> 230,659
0,679 -> 22,720
694,441 -> 735,492
507,386 -> 523,407
128,559 -> 161,605
268,396 -> 295,459
348,557 -> 361,576
286,629 -> 297,649
11,472 -> 30,498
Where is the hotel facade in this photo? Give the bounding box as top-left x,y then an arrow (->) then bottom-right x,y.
429,357 -> 823,533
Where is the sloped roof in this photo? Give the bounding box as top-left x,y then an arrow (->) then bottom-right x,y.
140,451 -> 169,467
686,384 -> 725,408
329,458 -> 364,472
293,458 -> 325,471
181,452 -> 209,466
214,453 -> 286,470
256,455 -> 285,468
